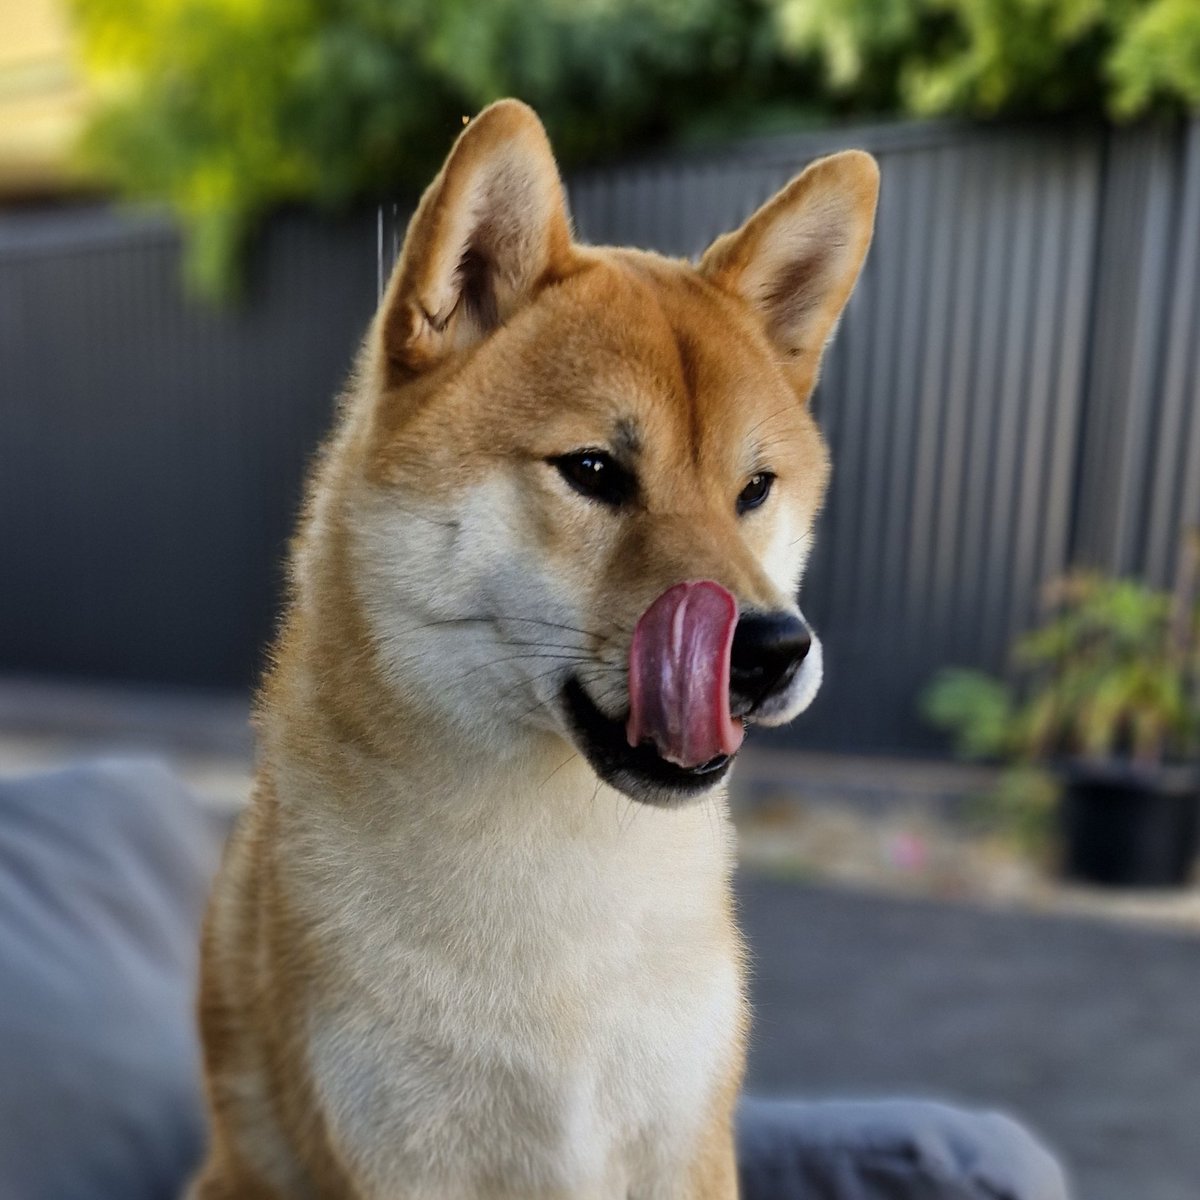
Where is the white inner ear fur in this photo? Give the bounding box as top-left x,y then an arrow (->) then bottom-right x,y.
742,191 -> 857,354
419,145 -> 561,337
702,151 -> 878,367
381,100 -> 572,374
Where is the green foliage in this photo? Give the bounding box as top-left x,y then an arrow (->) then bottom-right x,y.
71,0 -> 793,296
1014,573 -> 1194,762
770,0 -> 931,111
921,668 -> 1017,759
966,764 -> 1060,857
1110,0 -> 1200,116
923,570 -> 1200,769
904,0 -> 1130,117
71,0 -> 1200,295
770,0 -> 1200,119
924,566 -> 1200,853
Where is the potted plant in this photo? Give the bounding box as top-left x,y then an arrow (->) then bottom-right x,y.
922,536 -> 1200,888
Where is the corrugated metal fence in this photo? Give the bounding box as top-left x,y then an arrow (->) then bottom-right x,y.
5,119 -> 1200,751
0,207 -> 377,688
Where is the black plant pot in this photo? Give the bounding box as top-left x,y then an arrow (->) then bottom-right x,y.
1060,762 -> 1200,888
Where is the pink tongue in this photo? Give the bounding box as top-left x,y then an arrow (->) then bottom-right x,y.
626,581 -> 745,769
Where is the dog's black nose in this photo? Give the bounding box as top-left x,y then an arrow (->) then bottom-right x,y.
729,611 -> 811,715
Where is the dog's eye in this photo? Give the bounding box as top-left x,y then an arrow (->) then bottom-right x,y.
737,472 -> 775,515
549,451 -> 635,508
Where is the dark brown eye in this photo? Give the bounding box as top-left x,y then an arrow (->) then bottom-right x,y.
737,472 -> 775,515
549,450 -> 635,508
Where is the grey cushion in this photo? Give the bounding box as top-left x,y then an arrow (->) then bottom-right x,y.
0,759 -> 1069,1200
0,759 -> 224,1200
737,1097 -> 1071,1199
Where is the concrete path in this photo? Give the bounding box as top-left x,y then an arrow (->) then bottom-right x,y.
740,876 -> 1200,1200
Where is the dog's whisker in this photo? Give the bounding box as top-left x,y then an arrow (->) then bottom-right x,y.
618,795 -> 643,835
744,400 -> 799,443
403,621 -> 591,655
507,663 -> 618,728
493,637 -> 592,654
539,751 -> 579,789
388,501 -> 461,531
406,613 -> 632,643
703,791 -> 721,847
500,664 -> 584,709
500,614 -> 634,639
506,663 -> 612,716
452,651 -> 594,684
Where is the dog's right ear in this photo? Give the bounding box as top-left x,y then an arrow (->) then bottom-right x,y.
700,150 -> 878,399
379,100 -> 574,378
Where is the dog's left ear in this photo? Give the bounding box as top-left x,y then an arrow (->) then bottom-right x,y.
701,150 -> 879,396
380,99 -> 574,377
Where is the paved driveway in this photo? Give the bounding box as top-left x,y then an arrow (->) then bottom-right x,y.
740,877 -> 1200,1200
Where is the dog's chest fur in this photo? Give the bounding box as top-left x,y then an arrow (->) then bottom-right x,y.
275,752 -> 744,1197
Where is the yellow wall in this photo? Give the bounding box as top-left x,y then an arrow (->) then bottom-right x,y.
0,0 -> 93,194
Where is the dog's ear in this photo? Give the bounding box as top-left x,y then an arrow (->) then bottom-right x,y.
380,100 -> 574,377
700,150 -> 879,396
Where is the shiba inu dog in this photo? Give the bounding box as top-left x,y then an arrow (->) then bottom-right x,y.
190,100 -> 878,1200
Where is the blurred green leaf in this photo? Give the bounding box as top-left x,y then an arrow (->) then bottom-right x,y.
69,0 -> 1200,297
969,764 -> 1060,857
922,668 -> 1017,759
922,570 -> 1200,769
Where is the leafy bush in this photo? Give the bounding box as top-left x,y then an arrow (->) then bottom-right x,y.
923,558 -> 1200,854
924,568 -> 1200,769
72,0 -> 794,296
773,0 -> 1200,119
1110,0 -> 1200,115
71,0 -> 1200,295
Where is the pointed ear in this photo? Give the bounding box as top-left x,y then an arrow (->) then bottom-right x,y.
380,100 -> 574,377
700,150 -> 879,393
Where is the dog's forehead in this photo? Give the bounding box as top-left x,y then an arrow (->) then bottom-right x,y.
515,252 -> 798,452
369,248 -> 812,489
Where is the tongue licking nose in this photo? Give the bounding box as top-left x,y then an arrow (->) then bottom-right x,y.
626,581 -> 745,769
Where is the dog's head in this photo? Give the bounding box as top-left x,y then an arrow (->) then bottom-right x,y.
340,100 -> 877,805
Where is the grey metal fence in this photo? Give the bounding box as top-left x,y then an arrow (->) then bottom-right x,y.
0,207 -> 377,688
4,118 -> 1199,752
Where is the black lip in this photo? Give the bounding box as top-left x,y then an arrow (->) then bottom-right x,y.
562,675 -> 734,805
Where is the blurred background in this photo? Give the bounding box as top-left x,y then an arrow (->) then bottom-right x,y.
2,1 -> 1200,1197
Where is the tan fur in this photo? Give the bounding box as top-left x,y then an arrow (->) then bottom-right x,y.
189,100 -> 878,1200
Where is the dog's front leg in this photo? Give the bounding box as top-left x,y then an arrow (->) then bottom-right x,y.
679,1090 -> 740,1200
185,1158 -> 293,1200
683,1132 -> 739,1200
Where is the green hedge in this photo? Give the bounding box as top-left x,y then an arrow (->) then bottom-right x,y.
72,0 -> 1200,297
